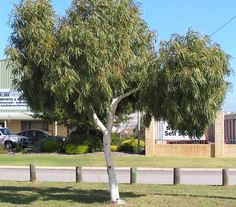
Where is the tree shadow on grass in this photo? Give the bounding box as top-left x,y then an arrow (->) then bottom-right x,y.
0,185 -> 144,205
152,192 -> 236,201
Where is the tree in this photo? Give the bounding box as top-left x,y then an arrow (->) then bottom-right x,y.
6,0 -> 230,205
7,0 -> 154,204
141,30 -> 231,137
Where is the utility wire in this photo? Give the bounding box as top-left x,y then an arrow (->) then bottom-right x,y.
210,15 -> 236,37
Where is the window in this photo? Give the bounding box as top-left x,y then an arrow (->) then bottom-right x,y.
42,122 -> 48,131
21,121 -> 48,131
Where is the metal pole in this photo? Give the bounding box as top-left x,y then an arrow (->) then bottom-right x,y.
137,111 -> 141,153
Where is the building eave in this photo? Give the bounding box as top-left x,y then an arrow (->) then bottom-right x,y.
0,111 -> 35,120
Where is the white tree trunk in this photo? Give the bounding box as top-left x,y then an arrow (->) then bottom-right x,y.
92,108 -> 124,204
91,86 -> 140,204
103,130 -> 124,204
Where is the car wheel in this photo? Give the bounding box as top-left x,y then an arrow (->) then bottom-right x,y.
4,141 -> 13,150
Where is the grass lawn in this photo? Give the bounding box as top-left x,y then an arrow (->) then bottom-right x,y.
1,153 -> 236,168
1,154 -> 236,206
0,181 -> 236,207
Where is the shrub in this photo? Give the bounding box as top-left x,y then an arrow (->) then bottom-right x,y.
118,138 -> 145,153
111,133 -> 127,146
65,144 -> 89,154
110,145 -> 118,152
67,133 -> 102,153
30,140 -> 42,153
13,146 -> 24,153
0,145 -> 6,154
40,139 -> 60,153
13,146 -> 29,154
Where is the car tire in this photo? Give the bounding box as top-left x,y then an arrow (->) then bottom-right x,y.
4,141 -> 13,150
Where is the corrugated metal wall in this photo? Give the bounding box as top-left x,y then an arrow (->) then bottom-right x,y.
0,60 -> 13,89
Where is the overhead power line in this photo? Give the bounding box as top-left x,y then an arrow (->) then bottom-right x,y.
210,15 -> 236,37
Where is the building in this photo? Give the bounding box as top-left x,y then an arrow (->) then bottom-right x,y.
145,111 -> 236,158
0,60 -> 67,136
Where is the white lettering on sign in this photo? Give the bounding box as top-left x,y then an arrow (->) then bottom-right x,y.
158,121 -> 205,140
0,89 -> 28,110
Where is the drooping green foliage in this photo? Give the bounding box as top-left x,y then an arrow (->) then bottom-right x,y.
6,0 -> 154,123
6,0 -> 231,139
54,0 -> 154,116
7,0 -> 57,111
141,30 -> 231,137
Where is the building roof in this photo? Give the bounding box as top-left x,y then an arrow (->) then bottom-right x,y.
0,60 -> 13,89
0,111 -> 35,120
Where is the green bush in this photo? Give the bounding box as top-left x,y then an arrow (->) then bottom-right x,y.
65,144 -> 89,154
40,139 -> 60,153
13,146 -> 29,154
67,133 -> 102,153
13,146 -> 24,153
0,145 -> 6,154
111,133 -> 121,145
118,138 -> 145,153
111,133 -> 128,146
110,145 -> 118,152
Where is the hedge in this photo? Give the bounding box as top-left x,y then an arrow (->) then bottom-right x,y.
65,144 -> 89,154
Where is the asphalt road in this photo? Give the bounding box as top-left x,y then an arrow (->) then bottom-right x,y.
1,166 -> 236,185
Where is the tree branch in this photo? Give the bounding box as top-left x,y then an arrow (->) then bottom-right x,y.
106,85 -> 142,131
91,86 -> 141,134
90,106 -> 107,133
112,85 -> 141,108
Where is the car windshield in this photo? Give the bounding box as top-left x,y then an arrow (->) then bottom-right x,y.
0,128 -> 11,135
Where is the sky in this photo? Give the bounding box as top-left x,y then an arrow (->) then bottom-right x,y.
0,0 -> 236,112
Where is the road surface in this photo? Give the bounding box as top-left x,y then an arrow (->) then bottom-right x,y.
1,166 -> 236,185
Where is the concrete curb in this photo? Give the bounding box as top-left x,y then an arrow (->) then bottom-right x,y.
0,166 -> 233,171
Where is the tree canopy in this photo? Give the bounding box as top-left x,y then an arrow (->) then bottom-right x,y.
141,30 -> 231,137
8,0 -> 155,123
8,0 -> 57,111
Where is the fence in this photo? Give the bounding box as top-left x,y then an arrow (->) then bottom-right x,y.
207,113 -> 236,144
155,139 -> 209,144
0,164 -> 236,186
225,117 -> 236,143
